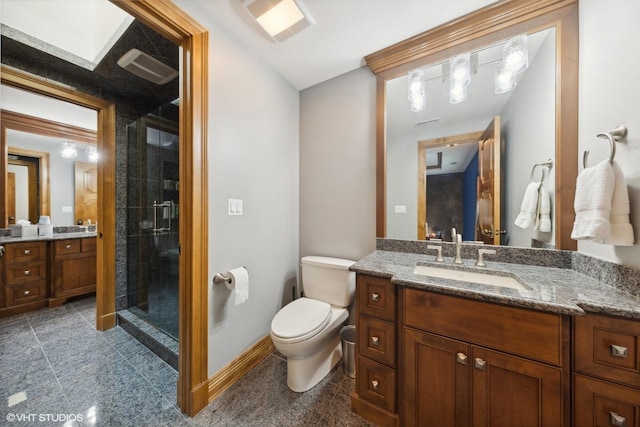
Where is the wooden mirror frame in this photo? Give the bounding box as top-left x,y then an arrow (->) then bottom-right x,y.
366,0 -> 578,251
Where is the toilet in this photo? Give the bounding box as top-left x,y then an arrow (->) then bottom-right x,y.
270,256 -> 356,392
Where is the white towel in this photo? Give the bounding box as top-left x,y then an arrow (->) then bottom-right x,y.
536,183 -> 552,232
571,160 -> 615,241
599,161 -> 634,246
515,182 -> 541,229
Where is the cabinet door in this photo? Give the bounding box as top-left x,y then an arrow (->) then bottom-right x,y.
53,254 -> 97,297
472,347 -> 563,427
574,373 -> 640,427
404,327 -> 470,427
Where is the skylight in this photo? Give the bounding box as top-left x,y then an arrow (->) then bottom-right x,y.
0,0 -> 134,71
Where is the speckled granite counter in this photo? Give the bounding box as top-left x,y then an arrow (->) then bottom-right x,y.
351,242 -> 640,320
0,231 -> 96,244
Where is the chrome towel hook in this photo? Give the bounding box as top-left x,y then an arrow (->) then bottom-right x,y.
583,125 -> 627,168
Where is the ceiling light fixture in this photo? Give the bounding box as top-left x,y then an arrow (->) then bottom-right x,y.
243,0 -> 315,42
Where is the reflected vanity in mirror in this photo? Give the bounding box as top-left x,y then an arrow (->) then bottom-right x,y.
367,0 -> 578,250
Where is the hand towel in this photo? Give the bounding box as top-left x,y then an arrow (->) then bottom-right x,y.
600,161 -> 634,246
515,182 -> 541,229
571,159 -> 615,241
535,183 -> 552,232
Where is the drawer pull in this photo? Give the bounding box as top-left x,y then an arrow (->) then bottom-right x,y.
24,290 -> 30,296
611,344 -> 628,358
610,412 -> 626,427
65,244 -> 72,249
474,358 -> 486,371
371,293 -> 380,302
371,336 -> 380,346
371,380 -> 379,390
24,270 -> 31,276
24,249 -> 31,255
456,352 -> 468,365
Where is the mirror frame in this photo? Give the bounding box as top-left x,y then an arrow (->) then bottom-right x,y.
366,0 -> 578,250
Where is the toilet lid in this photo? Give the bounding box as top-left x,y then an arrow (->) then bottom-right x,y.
271,298 -> 331,341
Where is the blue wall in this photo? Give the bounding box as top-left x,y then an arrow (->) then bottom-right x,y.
462,151 -> 479,240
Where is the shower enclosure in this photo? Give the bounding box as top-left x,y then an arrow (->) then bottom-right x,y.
126,101 -> 180,340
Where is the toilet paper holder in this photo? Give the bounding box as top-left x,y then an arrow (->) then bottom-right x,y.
213,266 -> 248,284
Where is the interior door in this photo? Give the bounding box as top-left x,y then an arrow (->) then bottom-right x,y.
74,160 -> 98,224
477,117 -> 502,244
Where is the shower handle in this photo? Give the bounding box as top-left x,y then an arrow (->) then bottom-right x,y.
153,201 -> 172,234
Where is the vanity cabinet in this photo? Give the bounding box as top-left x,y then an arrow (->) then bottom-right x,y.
49,237 -> 97,306
403,288 -> 568,426
0,241 -> 48,314
351,274 -> 399,426
573,314 -> 640,427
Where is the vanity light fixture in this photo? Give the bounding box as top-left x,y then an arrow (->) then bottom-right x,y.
86,146 -> 99,163
448,54 -> 471,104
494,61 -> 518,94
408,68 -> 427,112
61,141 -> 77,159
502,34 -> 529,75
243,0 -> 315,42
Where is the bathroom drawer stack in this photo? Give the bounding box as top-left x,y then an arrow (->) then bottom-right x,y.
351,275 -> 399,426
573,314 -> 640,427
1,241 -> 48,314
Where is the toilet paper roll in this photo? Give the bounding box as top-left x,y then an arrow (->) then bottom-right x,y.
226,266 -> 249,306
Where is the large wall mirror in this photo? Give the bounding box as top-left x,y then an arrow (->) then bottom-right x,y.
367,0 -> 578,251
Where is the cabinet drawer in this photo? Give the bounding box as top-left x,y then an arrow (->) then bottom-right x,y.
574,373 -> 640,427
404,289 -> 564,366
357,275 -> 396,321
357,357 -> 396,413
5,262 -> 46,285
54,239 -> 81,254
5,280 -> 47,307
358,315 -> 396,367
4,242 -> 46,263
574,314 -> 640,388
81,237 -> 97,253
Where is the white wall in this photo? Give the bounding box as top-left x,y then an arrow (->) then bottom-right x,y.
299,67 -> 377,263
173,0 -> 301,376
502,29 -> 556,247
578,0 -> 640,268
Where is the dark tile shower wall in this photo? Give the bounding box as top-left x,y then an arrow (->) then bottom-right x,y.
426,173 -> 464,242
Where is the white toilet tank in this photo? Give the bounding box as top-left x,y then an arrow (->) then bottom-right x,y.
301,256 -> 356,307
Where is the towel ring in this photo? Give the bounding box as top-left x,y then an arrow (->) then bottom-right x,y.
583,125 -> 627,168
530,159 -> 553,183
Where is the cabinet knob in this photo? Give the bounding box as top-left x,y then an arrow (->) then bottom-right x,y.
371,293 -> 380,302
65,244 -> 72,249
371,380 -> 379,390
24,249 -> 31,255
24,270 -> 31,276
474,357 -> 486,370
456,352 -> 468,365
611,344 -> 628,358
371,336 -> 380,346
610,412 -> 626,427
24,290 -> 30,296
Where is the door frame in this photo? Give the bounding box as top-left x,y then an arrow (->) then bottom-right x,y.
1,0 -> 209,416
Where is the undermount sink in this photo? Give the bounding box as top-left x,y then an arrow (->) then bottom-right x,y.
413,265 -> 528,290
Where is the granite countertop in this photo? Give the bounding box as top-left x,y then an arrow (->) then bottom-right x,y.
0,232 -> 97,244
351,250 -> 640,320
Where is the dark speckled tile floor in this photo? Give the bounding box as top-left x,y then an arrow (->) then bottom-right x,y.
0,297 -> 374,426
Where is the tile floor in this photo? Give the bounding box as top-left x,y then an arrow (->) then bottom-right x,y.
0,297 -> 374,426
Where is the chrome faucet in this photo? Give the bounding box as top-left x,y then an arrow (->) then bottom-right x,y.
453,234 -> 463,264
475,248 -> 496,267
427,245 -> 444,262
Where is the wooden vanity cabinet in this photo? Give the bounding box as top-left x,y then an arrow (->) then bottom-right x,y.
402,288 -> 569,427
0,241 -> 49,314
351,274 -> 400,426
49,237 -> 97,307
573,314 -> 640,427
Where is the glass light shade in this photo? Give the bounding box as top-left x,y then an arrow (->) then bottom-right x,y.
449,80 -> 468,104
408,68 -> 426,112
61,142 -> 77,159
86,146 -> 99,163
494,62 -> 517,94
502,34 -> 528,75
449,53 -> 471,86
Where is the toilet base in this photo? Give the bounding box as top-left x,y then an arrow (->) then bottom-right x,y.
286,334 -> 342,392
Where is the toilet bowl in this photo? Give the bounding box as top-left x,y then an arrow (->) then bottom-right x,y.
270,256 -> 355,392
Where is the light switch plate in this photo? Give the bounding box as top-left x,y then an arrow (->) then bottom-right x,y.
228,199 -> 243,215
394,205 -> 407,214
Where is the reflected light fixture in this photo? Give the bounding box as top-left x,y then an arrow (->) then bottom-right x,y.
448,53 -> 471,104
86,146 -> 99,163
61,141 -> 77,159
502,35 -> 529,75
494,62 -> 517,94
408,68 -> 426,112
449,81 -> 468,104
243,0 -> 315,42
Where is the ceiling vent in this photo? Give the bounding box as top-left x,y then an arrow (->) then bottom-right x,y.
117,49 -> 177,85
